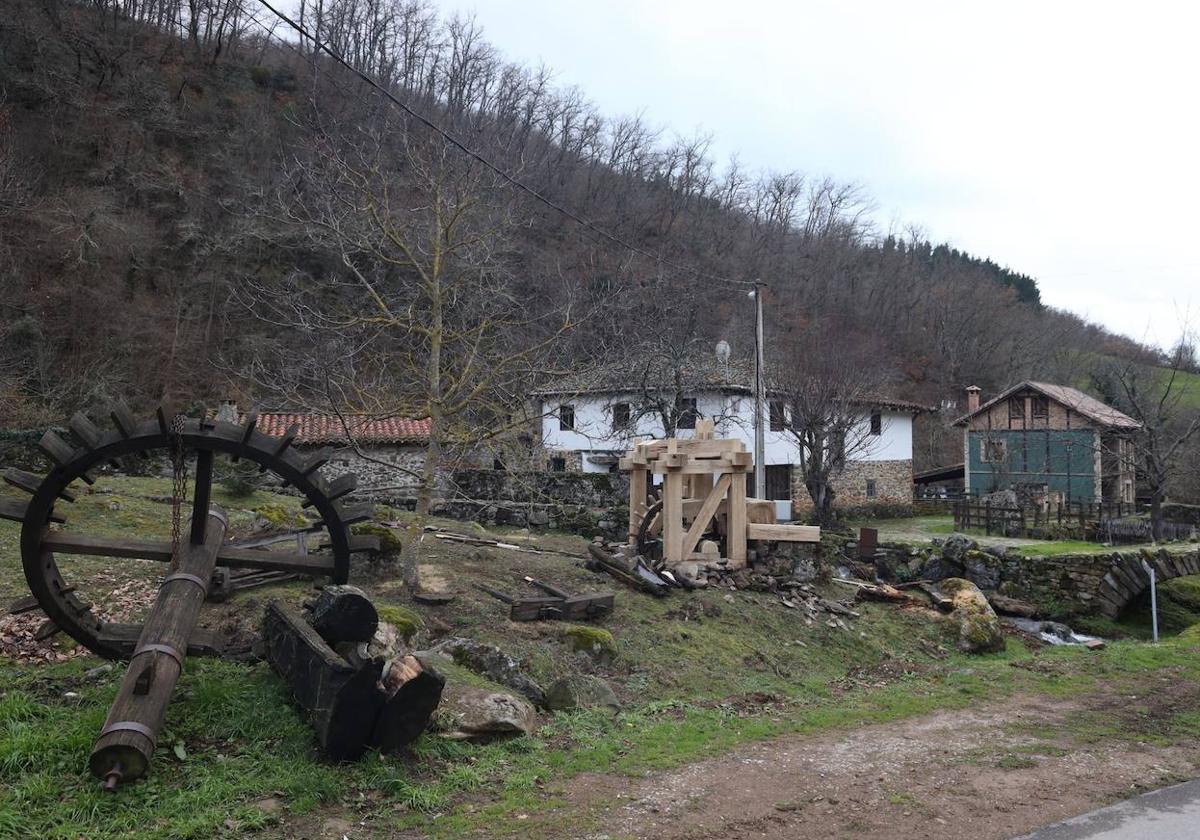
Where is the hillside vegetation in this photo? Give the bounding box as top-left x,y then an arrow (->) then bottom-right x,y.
0,0 -> 1164,457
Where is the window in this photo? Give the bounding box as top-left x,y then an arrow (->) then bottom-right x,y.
865,479 -> 877,499
765,464 -> 792,500
558,404 -> 575,431
676,397 -> 698,430
611,402 -> 630,431
1009,398 -> 1025,422
550,457 -> 566,472
981,437 -> 1007,463
1031,396 -> 1049,419
769,400 -> 786,432
869,411 -> 882,436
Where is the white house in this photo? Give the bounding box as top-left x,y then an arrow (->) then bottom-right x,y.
533,360 -> 926,519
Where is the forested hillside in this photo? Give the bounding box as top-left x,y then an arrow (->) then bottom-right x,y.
0,0 -> 1162,466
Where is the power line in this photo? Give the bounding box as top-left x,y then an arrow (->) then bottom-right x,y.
251,0 -> 758,291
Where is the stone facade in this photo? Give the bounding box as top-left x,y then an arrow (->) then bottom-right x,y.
318,444 -> 429,497
791,458 -> 914,517
541,448 -> 585,473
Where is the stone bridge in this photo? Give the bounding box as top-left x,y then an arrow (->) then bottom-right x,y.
999,547 -> 1200,619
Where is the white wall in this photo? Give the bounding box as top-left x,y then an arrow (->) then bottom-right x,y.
540,391 -> 913,473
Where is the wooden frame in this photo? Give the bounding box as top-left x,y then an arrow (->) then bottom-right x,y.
621,420 -> 819,570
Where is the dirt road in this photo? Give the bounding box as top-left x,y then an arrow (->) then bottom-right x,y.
569,682 -> 1200,840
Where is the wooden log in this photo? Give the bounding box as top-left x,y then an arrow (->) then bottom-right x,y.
262,600 -> 383,761
662,468 -> 684,565
307,585 -> 379,644
370,655 -> 445,752
89,508 -> 228,788
586,544 -> 670,597
627,466 -> 648,545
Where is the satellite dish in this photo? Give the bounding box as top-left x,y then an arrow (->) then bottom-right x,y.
715,340 -> 731,364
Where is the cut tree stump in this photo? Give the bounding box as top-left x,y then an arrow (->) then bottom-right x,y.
306,585 -> 378,644
371,655 -> 445,752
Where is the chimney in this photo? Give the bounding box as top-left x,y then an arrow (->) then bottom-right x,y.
965,385 -> 982,414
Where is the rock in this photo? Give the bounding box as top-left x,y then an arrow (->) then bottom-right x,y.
434,684 -> 536,740
528,510 -> 550,527
962,549 -> 1002,591
562,625 -> 616,666
1085,639 -> 1106,651
989,594 -> 1039,619
939,577 -> 1005,654
429,637 -> 545,707
940,534 -> 978,563
1038,621 -> 1074,642
921,555 -> 964,582
545,675 -> 620,713
85,663 -> 114,680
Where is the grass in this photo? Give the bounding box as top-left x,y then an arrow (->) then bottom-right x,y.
4,477 -> 1200,837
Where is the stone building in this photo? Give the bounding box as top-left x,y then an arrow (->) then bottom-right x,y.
251,412 -> 432,495
533,360 -> 927,520
954,382 -> 1141,505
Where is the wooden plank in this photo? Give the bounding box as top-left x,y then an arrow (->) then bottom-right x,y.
628,466 -> 647,544
190,449 -> 213,545
110,402 -> 138,439
727,470 -> 747,565
4,468 -> 75,502
41,532 -> 338,575
662,469 -> 685,565
69,412 -> 102,450
747,523 -> 821,543
680,473 -> 732,560
0,497 -> 64,524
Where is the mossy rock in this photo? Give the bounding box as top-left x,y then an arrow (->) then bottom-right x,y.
960,613 -> 1005,653
377,605 -> 421,642
563,625 -> 616,663
253,502 -> 304,529
352,522 -> 405,554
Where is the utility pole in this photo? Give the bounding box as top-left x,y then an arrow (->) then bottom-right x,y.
751,282 -> 766,500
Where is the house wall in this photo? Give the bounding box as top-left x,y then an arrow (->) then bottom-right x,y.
539,392 -> 915,515
966,429 -> 1099,502
317,443 -> 427,496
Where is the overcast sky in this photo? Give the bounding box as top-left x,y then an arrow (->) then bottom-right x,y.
449,0 -> 1198,349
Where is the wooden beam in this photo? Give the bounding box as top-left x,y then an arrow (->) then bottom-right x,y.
628,466 -> 647,545
727,469 -> 747,565
680,473 -> 732,560
662,468 -> 685,565
40,533 -> 338,575
746,523 -> 821,543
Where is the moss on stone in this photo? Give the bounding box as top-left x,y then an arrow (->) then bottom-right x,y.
960,613 -> 1005,653
563,625 -> 616,657
377,604 -> 421,641
253,502 -> 305,529
351,522 -> 405,554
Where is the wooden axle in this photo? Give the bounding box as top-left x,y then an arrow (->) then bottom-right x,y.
89,507 -> 228,789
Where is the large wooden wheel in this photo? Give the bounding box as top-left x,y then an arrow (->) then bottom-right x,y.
7,406 -> 371,660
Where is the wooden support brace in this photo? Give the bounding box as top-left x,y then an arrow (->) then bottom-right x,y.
680,473 -> 732,560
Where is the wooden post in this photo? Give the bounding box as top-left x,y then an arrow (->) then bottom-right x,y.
728,467 -> 747,565
628,465 -> 647,546
662,467 -> 684,566
89,507 -> 227,789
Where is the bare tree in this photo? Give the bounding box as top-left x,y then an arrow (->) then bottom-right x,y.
1093,335 -> 1200,540
239,119 -> 585,586
770,323 -> 894,526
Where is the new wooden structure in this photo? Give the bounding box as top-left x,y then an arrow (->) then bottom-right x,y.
620,420 -> 819,569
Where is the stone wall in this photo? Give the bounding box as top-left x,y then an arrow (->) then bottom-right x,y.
434,468 -> 629,539
791,458 -> 914,518
319,444 -> 428,496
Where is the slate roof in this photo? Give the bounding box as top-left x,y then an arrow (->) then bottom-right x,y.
954,381 -> 1141,429
533,357 -> 931,413
253,413 -> 431,445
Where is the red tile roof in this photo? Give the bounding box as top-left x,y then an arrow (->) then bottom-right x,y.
253,413 -> 431,445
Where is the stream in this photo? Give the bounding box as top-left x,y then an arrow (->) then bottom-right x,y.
1003,617 -> 1102,646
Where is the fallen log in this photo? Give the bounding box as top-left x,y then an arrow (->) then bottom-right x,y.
988,593 -> 1039,619
307,585 -> 378,644
850,582 -> 917,604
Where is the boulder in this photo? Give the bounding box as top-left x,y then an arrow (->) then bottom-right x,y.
939,577 -> 1005,654
562,625 -> 617,666
941,534 -> 978,563
428,637 -> 545,707
962,549 -> 1002,591
921,554 -> 964,582
544,675 -> 620,714
434,684 -> 536,740
989,593 -> 1039,619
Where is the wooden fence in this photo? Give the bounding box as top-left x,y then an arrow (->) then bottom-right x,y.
953,498 -> 1196,543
